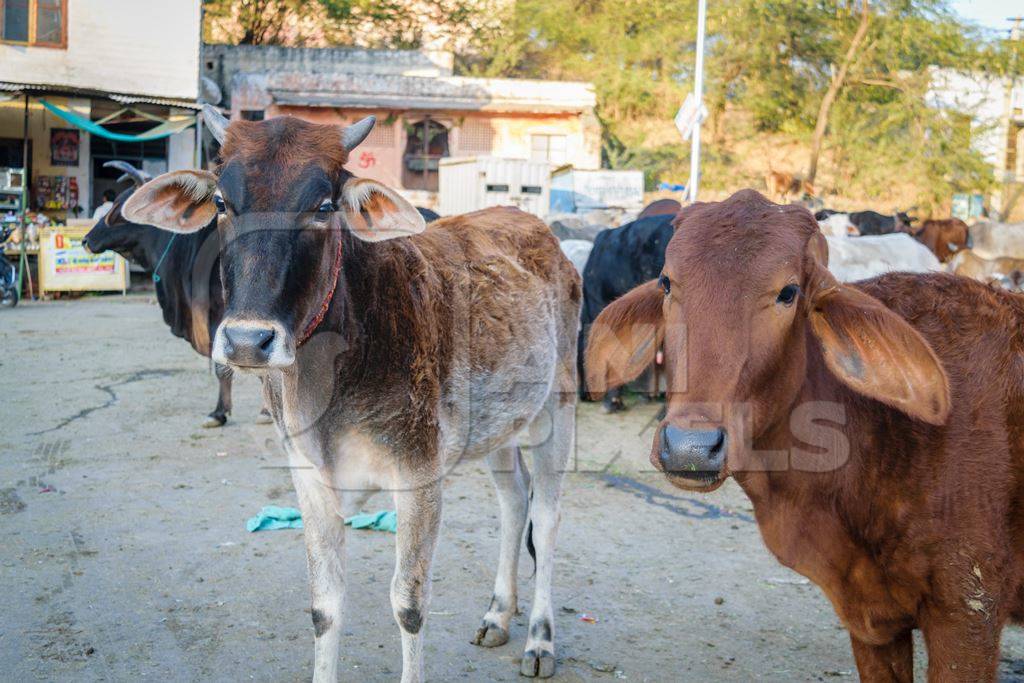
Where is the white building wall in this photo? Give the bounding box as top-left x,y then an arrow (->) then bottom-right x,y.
928,69 -> 1008,170
0,0 -> 200,100
167,109 -> 197,172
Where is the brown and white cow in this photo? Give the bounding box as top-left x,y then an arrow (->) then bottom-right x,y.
587,189 -> 1024,681
913,217 -> 971,263
123,106 -> 580,682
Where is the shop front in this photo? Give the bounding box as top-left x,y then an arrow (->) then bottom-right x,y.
0,89 -> 199,298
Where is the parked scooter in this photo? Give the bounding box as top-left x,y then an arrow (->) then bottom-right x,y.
0,225 -> 19,308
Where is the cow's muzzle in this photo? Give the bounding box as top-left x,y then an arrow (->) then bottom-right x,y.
653,425 -> 727,490
213,319 -> 295,369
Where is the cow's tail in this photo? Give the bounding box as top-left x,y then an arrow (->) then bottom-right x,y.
519,447 -> 537,577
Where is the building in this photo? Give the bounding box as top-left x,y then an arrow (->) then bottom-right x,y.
0,0 -> 201,220
203,44 -> 601,207
929,67 -> 1024,220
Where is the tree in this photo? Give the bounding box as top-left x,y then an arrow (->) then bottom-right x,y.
806,0 -> 870,184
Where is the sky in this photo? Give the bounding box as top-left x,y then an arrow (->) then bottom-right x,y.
949,0 -> 1022,32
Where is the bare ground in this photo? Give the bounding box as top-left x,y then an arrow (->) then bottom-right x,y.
2,296 -> 1024,682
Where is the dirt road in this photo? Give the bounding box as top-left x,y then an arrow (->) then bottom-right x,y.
2,297 -> 1023,681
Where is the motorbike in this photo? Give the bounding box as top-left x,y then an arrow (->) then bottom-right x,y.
0,224 -> 19,308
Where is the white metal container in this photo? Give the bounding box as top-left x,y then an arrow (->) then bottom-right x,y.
439,157 -> 551,217
550,168 -> 644,213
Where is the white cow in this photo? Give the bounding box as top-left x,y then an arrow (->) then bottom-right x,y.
825,233 -> 942,283
559,239 -> 594,277
817,213 -> 860,237
968,221 -> 1024,259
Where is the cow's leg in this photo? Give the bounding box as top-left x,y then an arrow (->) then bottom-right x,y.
391,471 -> 443,683
602,387 -> 625,413
254,377 -> 274,424
920,602 -> 1002,682
473,445 -> 530,648
291,460 -> 346,683
203,363 -> 233,428
849,632 -> 913,683
520,392 -> 573,678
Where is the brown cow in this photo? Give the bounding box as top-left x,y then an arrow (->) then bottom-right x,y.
638,198 -> 682,219
765,167 -> 814,203
913,217 -> 971,262
586,189 -> 1024,681
123,107 -> 580,682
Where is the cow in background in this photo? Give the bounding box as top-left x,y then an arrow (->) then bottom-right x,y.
825,233 -> 942,282
415,207 -> 441,222
638,198 -> 682,220
764,166 -> 814,203
848,209 -> 914,235
559,239 -> 594,277
83,161 -> 271,428
817,213 -> 859,237
969,221 -> 1024,259
580,213 -> 674,411
912,217 -> 970,262
950,249 -> 1024,291
587,189 -> 1024,681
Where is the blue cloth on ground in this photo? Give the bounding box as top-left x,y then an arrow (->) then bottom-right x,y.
346,510 -> 398,533
246,507 -> 397,533
246,506 -> 304,532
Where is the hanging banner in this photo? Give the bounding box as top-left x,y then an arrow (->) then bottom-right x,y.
39,223 -> 128,293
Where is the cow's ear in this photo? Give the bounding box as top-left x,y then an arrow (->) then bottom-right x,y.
585,279 -> 664,399
341,178 -> 426,242
805,238 -> 950,425
122,170 -> 218,233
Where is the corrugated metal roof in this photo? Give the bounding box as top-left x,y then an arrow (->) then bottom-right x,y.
0,81 -> 200,109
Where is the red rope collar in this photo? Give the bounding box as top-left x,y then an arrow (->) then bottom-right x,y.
297,233 -> 344,346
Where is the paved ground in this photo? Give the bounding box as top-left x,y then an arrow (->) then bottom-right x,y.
2,296 -> 1024,682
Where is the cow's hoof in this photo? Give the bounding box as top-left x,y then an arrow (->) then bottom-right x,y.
254,409 -> 273,425
472,622 -> 509,647
520,650 -> 555,678
601,400 -> 626,414
202,414 -> 227,428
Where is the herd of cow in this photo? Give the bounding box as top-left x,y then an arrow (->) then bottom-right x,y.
78,107 -> 1024,682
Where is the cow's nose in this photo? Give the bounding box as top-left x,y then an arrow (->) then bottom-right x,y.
657,425 -> 727,485
222,325 -> 276,367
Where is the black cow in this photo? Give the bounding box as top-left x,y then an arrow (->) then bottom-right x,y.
83,161 -> 270,428
579,213 -> 675,412
848,210 -> 914,235
416,207 -> 441,222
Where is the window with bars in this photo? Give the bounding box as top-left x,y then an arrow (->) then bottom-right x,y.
459,119 -> 494,153
1,0 -> 66,47
364,119 -> 395,148
530,134 -> 567,165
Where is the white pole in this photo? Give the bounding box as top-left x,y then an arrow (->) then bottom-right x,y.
688,0 -> 708,202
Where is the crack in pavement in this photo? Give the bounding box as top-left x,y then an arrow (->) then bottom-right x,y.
30,369 -> 185,436
600,473 -> 755,523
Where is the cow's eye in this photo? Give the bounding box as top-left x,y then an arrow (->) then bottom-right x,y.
777,284 -> 800,306
213,193 -> 226,214
659,274 -> 671,296
314,199 -> 334,222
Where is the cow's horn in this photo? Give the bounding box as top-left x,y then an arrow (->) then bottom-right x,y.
103,160 -> 151,188
342,116 -> 376,152
203,104 -> 229,144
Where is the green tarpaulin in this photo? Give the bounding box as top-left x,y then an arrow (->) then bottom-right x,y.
39,99 -> 195,142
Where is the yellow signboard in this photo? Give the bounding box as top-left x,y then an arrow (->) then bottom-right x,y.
39,224 -> 128,293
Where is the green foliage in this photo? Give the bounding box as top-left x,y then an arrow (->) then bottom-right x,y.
203,0 -> 1024,204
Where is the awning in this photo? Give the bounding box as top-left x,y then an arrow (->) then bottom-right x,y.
39,98 -> 196,142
